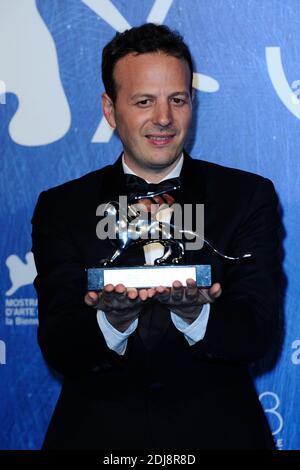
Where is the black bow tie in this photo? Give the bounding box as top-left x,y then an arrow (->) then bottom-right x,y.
125,174 -> 181,202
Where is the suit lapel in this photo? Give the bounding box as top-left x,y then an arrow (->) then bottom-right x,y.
177,152 -> 208,265
97,153 -> 127,204
95,153 -> 146,267
180,151 -> 206,205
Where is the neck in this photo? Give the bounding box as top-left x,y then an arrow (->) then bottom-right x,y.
123,154 -> 182,183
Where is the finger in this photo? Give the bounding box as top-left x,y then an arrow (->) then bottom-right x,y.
197,285 -> 220,304
197,288 -> 214,303
147,288 -> 156,298
156,285 -> 170,302
185,278 -> 198,299
102,284 -> 126,306
156,285 -> 167,294
84,291 -> 99,306
139,289 -> 148,301
150,196 -> 166,216
152,195 -> 165,206
162,193 -> 175,206
104,284 -> 114,293
173,280 -> 182,288
115,283 -> 127,295
209,282 -> 222,299
127,288 -> 139,300
171,280 -> 183,300
102,283 -> 117,302
134,198 -> 153,213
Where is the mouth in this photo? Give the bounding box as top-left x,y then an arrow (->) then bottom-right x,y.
145,134 -> 176,146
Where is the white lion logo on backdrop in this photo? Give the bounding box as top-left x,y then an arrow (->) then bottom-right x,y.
5,252 -> 37,296
0,0 -> 71,146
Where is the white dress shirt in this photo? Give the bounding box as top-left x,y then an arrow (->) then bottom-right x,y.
97,154 -> 210,355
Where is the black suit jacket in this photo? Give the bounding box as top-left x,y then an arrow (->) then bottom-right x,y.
31,153 -> 280,449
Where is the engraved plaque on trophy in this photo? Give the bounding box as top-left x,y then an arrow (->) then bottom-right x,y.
88,264 -> 211,290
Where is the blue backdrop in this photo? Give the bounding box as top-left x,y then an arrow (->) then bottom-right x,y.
0,0 -> 299,450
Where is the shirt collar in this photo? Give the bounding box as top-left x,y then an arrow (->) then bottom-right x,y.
122,153 -> 184,183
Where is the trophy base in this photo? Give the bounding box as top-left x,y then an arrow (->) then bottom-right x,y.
87,265 -> 211,290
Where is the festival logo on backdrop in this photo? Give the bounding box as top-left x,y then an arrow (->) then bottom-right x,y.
4,252 -> 38,327
259,391 -> 284,449
0,0 -> 71,146
5,252 -> 37,296
291,339 -> 300,365
266,46 -> 300,119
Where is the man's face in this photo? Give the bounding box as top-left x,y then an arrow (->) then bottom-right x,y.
102,52 -> 193,177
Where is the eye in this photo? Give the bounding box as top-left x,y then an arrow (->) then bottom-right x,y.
136,99 -> 152,107
171,97 -> 186,106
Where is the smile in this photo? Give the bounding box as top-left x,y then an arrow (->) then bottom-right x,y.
145,135 -> 175,145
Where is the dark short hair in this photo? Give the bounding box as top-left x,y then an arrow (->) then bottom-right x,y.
102,23 -> 194,102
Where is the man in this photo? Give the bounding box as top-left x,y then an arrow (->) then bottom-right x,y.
32,23 -> 280,449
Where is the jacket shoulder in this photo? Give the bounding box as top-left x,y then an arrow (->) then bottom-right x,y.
191,158 -> 276,203
32,164 -> 115,223
45,165 -> 111,197
195,158 -> 272,186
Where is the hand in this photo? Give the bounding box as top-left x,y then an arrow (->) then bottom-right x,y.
155,279 -> 222,325
130,193 -> 175,216
84,283 -> 155,332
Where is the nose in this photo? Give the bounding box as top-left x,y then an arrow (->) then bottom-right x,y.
152,101 -> 172,127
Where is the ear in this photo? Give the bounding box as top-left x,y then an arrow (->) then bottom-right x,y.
102,92 -> 116,128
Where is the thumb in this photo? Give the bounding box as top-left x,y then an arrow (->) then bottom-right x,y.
85,291 -> 99,306
209,283 -> 222,299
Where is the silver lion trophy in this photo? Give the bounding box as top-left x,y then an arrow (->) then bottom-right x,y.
87,191 -> 212,291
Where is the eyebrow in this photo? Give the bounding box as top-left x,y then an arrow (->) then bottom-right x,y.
130,91 -> 190,101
